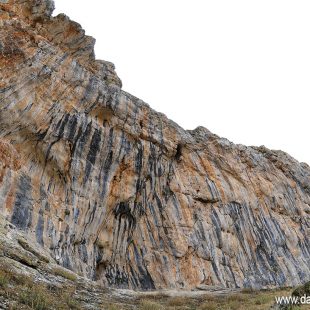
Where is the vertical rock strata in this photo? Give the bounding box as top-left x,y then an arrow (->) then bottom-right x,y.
0,0 -> 309,290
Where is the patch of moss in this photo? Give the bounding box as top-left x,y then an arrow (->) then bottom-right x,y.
52,267 -> 77,282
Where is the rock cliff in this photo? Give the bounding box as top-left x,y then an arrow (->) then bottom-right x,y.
0,0 -> 309,291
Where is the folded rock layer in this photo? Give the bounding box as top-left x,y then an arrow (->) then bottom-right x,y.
0,0 -> 309,290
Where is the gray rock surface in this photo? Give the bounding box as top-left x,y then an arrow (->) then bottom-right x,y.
0,0 -> 309,291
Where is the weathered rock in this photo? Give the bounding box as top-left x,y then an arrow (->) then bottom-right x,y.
0,0 -> 309,291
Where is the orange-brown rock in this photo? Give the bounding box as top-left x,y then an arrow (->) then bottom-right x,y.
0,0 -> 309,290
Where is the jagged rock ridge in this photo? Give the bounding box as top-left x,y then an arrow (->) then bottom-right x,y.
0,0 -> 309,290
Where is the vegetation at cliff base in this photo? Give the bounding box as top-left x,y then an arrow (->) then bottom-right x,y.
0,260 -> 309,309
0,265 -> 80,310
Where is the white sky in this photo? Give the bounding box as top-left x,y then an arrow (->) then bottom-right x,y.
54,1 -> 310,164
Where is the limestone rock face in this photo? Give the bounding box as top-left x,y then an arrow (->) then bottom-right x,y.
0,0 -> 309,290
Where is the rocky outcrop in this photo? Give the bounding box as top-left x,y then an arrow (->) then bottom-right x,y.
0,0 -> 309,291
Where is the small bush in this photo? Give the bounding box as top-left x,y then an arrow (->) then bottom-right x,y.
292,281 -> 310,298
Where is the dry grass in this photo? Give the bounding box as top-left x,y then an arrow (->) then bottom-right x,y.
197,288 -> 305,310
105,305 -> 122,310
0,262 -> 81,310
51,267 -> 77,282
19,286 -> 55,310
0,259 -> 309,310
167,296 -> 191,307
132,287 -> 308,310
140,299 -> 164,310
0,271 -> 9,288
